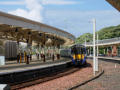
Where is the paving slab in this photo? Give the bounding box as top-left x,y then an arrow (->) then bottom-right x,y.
74,60 -> 120,90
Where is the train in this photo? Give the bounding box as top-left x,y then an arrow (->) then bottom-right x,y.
60,49 -> 71,57
60,44 -> 87,65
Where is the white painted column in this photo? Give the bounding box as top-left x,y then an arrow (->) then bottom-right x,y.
104,48 -> 106,55
90,47 -> 91,56
85,38 -> 86,47
93,19 -> 98,76
96,33 -> 99,72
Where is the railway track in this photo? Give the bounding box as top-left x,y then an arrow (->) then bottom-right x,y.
11,57 -> 117,90
10,65 -> 81,90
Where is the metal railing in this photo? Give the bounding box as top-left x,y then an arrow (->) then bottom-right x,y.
83,37 -> 120,46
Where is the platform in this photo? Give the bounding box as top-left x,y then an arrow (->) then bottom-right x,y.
0,58 -> 71,74
98,56 -> 120,60
0,58 -> 72,84
87,56 -> 120,63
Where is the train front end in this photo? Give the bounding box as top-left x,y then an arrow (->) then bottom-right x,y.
71,44 -> 87,65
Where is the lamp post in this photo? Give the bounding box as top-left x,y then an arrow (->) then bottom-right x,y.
85,38 -> 86,47
93,19 -> 96,76
85,35 -> 89,55
96,33 -> 99,72
93,18 -> 98,76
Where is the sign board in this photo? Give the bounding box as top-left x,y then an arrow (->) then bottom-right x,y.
0,56 -> 5,65
106,0 -> 120,11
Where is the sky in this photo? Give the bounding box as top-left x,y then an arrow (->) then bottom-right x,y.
0,0 -> 120,37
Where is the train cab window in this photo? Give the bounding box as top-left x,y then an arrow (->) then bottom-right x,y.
71,47 -> 81,54
71,44 -> 86,55
78,47 -> 81,54
82,48 -> 86,54
71,47 -> 77,54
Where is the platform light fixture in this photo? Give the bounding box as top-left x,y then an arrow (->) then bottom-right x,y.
28,31 -> 31,35
15,28 -> 18,32
46,35 -> 49,38
39,33 -> 42,36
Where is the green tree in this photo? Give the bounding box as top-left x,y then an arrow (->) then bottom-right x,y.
75,33 -> 93,44
76,24 -> 120,44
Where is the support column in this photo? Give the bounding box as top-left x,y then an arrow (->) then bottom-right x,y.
52,46 -> 55,61
37,44 -> 39,60
112,45 -> 117,56
88,48 -> 90,56
90,47 -> 91,56
111,46 -> 113,56
104,48 -> 106,55
52,36 -> 55,61
26,41 -> 30,64
25,31 -> 32,64
56,45 -> 60,60
43,33 -> 46,62
43,46 -> 46,62
17,41 -> 20,63
107,47 -> 108,56
92,18 -> 98,76
117,46 -> 120,56
96,33 -> 99,72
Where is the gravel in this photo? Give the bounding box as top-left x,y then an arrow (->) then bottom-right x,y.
21,61 -> 93,90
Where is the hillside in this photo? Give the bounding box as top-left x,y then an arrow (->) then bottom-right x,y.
75,33 -> 93,44
76,24 -> 120,44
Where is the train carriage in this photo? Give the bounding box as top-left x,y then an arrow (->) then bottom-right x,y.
60,44 -> 87,66
60,49 -> 71,57
71,44 -> 87,65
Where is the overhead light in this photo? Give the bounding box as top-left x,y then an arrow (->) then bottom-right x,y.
39,33 -> 42,36
28,31 -> 31,35
46,36 -> 49,38
15,28 -> 18,32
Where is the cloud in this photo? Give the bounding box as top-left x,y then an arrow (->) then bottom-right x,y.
8,0 -> 43,22
6,0 -> 119,38
6,0 -> 120,37
7,0 -> 79,22
44,9 -> 120,37
0,0 -> 79,5
42,0 -> 78,5
0,1 -> 25,5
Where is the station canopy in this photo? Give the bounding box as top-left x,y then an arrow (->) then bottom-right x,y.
106,0 -> 120,11
0,11 -> 75,46
0,24 -> 65,46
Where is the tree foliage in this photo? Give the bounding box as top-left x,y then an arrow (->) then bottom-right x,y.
76,25 -> 120,44
98,25 -> 120,40
75,33 -> 93,44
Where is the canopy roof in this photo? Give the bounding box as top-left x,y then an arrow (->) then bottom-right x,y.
0,11 -> 75,46
106,0 -> 120,11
